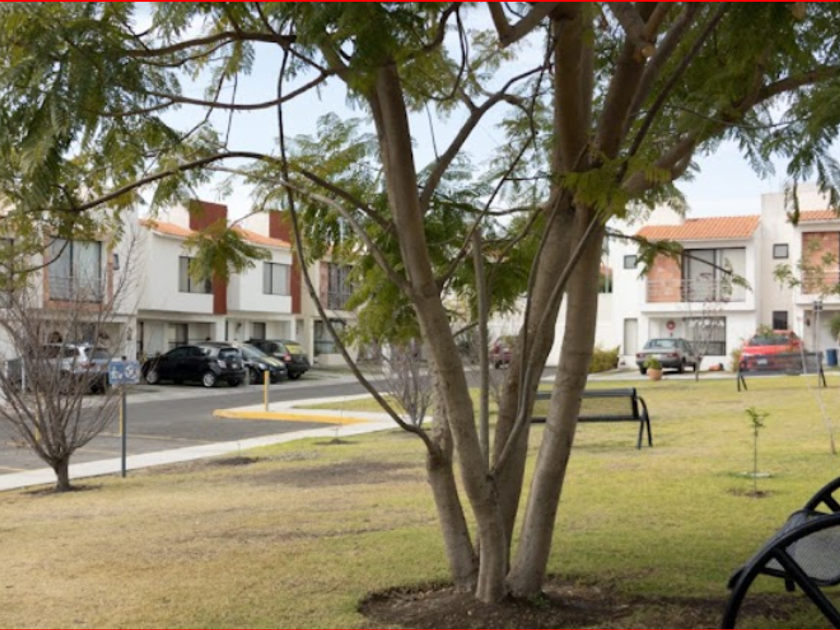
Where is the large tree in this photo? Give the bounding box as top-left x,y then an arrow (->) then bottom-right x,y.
2,2 -> 840,602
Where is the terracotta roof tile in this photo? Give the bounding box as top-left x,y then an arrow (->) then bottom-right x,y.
140,220 -> 290,249
234,227 -> 290,249
636,216 -> 760,241
799,210 -> 840,222
140,219 -> 194,239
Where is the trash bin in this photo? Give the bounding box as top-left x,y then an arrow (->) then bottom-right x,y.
827,348 -> 838,367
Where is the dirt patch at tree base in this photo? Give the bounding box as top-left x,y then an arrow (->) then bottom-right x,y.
359,578 -> 802,629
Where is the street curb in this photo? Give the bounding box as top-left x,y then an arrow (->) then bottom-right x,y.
212,409 -> 369,425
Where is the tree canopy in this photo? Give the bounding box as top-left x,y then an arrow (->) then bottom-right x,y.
2,1 -> 840,605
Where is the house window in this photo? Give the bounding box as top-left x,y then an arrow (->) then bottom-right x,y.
178,257 -> 212,294
263,262 -> 290,296
599,268 -> 613,294
685,316 -> 727,356
327,263 -> 353,310
773,243 -> 789,259
48,238 -> 102,302
682,248 -> 746,303
623,255 -> 637,270
251,322 -> 266,340
772,311 -> 789,330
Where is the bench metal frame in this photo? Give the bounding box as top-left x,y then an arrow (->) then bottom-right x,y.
532,387 -> 653,449
736,351 -> 826,391
723,476 -> 840,628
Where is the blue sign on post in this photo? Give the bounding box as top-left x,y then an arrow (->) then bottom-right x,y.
108,360 -> 141,386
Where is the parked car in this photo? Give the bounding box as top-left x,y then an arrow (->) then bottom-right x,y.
739,329 -> 804,370
635,338 -> 699,374
490,336 -> 514,369
247,339 -> 310,380
142,343 -> 246,388
234,343 -> 288,384
7,342 -> 112,393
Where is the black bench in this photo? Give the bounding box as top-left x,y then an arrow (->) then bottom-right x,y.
737,351 -> 826,392
722,476 -> 840,628
532,388 -> 652,449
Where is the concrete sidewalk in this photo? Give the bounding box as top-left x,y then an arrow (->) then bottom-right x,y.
0,394 -> 395,493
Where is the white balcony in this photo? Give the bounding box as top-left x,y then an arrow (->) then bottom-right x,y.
645,278 -> 748,307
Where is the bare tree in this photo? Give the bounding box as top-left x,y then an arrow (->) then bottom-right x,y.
379,340 -> 432,428
0,233 -> 139,492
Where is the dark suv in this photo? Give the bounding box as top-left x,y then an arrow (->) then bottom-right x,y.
142,343 -> 246,387
247,339 -> 310,380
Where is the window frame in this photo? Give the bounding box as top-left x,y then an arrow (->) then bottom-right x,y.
262,262 -> 291,296
772,243 -> 789,260
178,256 -> 212,294
623,255 -> 637,270
48,238 -> 103,302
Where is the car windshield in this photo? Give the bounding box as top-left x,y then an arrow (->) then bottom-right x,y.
748,334 -> 791,346
239,345 -> 267,360
89,348 -> 111,360
645,339 -> 677,349
283,342 -> 304,354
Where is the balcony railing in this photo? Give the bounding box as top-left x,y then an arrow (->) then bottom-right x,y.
646,278 -> 746,304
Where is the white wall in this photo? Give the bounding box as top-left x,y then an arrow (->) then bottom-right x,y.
227,249 -> 293,314
138,233 -> 214,314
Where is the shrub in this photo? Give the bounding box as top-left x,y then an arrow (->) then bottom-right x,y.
730,347 -> 742,372
590,345 -> 619,373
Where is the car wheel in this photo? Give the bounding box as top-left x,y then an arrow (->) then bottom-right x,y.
678,359 -> 685,374
249,368 -> 261,385
640,368 -> 647,375
146,368 -> 160,385
202,371 -> 218,388
288,372 -> 301,381
228,379 -> 242,387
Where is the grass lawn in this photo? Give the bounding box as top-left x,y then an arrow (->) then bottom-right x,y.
2,375 -> 840,628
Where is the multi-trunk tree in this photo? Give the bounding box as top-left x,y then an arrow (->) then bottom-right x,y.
2,2 -> 840,602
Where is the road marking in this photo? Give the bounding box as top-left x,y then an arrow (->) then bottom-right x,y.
212,409 -> 368,425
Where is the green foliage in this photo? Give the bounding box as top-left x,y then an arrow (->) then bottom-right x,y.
745,407 -> 770,495
182,219 -> 270,283
643,356 -> 662,371
589,345 -> 619,373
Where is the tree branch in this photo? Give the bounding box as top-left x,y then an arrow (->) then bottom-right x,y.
607,3 -> 656,58
489,2 -> 566,48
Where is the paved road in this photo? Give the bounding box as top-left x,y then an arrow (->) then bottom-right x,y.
0,369 -> 382,475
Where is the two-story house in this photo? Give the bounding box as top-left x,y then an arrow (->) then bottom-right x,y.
137,200 -> 298,358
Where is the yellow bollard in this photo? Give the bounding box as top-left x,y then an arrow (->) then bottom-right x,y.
264,370 -> 269,412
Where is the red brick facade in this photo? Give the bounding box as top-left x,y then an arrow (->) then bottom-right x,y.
269,210 -> 301,314
646,254 -> 682,303
188,200 -> 228,315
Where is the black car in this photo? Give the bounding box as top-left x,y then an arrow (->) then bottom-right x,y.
236,343 -> 288,384
142,344 -> 246,387
247,339 -> 310,380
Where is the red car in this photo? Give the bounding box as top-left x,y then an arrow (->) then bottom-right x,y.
739,329 -> 804,370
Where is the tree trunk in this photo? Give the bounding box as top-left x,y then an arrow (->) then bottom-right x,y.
507,215 -> 605,597
369,63 -> 509,602
53,456 -> 71,492
427,393 -> 477,590
492,198 -> 575,545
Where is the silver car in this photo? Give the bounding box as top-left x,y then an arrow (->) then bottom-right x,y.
7,343 -> 112,393
635,338 -> 699,374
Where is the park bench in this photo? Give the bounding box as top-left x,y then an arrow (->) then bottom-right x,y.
532,388 -> 652,449
736,351 -> 826,392
722,476 -> 840,628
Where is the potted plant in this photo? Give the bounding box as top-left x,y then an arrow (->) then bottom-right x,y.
644,356 -> 663,381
